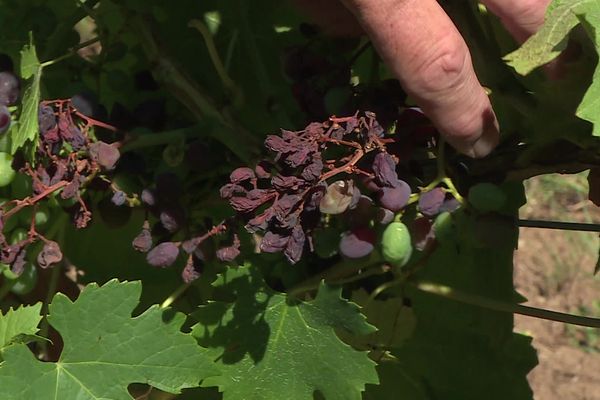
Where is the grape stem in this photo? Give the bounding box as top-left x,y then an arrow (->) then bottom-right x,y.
188,19 -> 242,106
160,283 -> 191,309
40,36 -> 101,68
38,213 -> 68,360
412,280 -> 600,328
414,138 -> 464,203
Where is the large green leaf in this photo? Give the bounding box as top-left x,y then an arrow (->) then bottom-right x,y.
191,266 -> 378,400
11,37 -> 42,154
574,6 -> 600,135
505,0 -> 600,136
387,206 -> 537,399
504,0 -> 582,75
0,304 -> 43,352
0,280 -> 218,400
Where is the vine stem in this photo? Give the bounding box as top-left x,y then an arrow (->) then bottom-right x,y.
188,19 -> 241,103
40,36 -> 101,68
160,283 -> 191,309
38,213 -> 68,359
412,281 -> 600,328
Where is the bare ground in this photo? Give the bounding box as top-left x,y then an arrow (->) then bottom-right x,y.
514,173 -> 600,400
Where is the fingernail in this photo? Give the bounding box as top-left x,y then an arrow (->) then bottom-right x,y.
469,123 -> 499,158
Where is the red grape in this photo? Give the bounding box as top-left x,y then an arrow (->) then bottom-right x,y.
339,228 -> 376,259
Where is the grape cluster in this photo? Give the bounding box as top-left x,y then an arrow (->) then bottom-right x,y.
0,94 -> 121,290
215,110 -> 467,269
131,172 -> 235,283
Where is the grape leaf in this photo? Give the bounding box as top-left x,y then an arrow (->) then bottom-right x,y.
336,289 -> 415,356
0,304 -> 43,351
387,205 -> 538,400
11,36 -> 42,154
573,7 -> 600,135
191,266 -> 378,400
504,0 -> 581,75
0,280 -> 218,400
505,0 -> 600,135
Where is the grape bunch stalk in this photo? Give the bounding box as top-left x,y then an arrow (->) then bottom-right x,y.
0,96 -> 121,281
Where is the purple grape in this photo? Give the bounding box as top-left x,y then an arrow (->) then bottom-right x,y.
111,191 -> 127,206
377,180 -> 411,212
339,228 -> 375,259
146,242 -> 179,268
0,105 -> 10,134
141,188 -> 157,206
439,197 -> 461,213
159,207 -> 184,233
0,72 -> 19,106
377,208 -> 395,225
418,188 -> 445,217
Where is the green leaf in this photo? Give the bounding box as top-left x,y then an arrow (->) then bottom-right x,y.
574,6 -> 600,135
11,37 -> 42,155
191,266 -> 378,400
0,304 -> 43,351
504,0 -> 582,75
0,280 -> 218,399
385,206 -> 538,400
337,289 -> 415,356
505,0 -> 600,135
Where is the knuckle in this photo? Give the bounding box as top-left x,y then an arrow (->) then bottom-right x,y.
410,38 -> 471,96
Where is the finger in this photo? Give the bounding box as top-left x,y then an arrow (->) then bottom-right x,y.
481,0 -> 551,43
341,0 -> 498,157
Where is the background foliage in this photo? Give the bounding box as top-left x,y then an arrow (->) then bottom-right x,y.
0,0 -> 598,399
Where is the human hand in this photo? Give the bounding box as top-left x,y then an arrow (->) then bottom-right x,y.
295,0 -> 551,158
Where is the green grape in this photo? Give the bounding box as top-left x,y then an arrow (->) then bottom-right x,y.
0,152 -> 15,187
0,131 -> 11,152
18,204 -> 50,228
381,221 -> 412,267
10,263 -> 37,295
11,173 -> 32,199
2,264 -> 17,280
433,212 -> 454,245
9,227 -> 27,244
467,183 -> 507,213
0,198 -> 18,232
